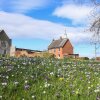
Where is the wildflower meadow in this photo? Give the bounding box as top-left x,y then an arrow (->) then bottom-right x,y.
0,57 -> 100,100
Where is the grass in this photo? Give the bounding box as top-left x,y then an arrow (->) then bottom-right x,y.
0,57 -> 100,100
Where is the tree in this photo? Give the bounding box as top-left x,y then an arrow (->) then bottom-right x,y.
91,0 -> 100,5
73,0 -> 100,58
73,0 -> 100,5
89,0 -> 100,59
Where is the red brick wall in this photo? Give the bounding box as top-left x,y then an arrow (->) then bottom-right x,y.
62,40 -> 73,56
48,48 -> 61,58
48,40 -> 73,59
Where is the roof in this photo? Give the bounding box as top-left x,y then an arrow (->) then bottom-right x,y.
0,30 -> 10,40
16,48 -> 42,52
48,38 -> 68,49
0,30 -> 12,46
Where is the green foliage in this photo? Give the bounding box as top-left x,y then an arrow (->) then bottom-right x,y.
42,52 -> 55,58
0,57 -> 100,100
83,57 -> 89,60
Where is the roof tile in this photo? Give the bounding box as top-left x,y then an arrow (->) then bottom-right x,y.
48,38 -> 68,49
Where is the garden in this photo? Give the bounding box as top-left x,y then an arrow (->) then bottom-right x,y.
0,56 -> 100,100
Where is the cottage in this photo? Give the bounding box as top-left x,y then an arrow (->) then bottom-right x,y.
48,36 -> 75,59
0,30 -> 12,55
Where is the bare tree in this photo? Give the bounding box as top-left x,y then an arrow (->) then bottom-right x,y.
91,0 -> 100,5
73,0 -> 100,58
73,0 -> 100,5
90,0 -> 100,59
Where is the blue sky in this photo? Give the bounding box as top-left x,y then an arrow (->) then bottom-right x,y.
0,0 -> 100,57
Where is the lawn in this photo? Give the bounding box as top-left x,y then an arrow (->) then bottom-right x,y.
0,57 -> 100,100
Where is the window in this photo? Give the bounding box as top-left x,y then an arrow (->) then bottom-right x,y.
1,41 -> 8,50
1,41 -> 7,48
58,54 -> 60,58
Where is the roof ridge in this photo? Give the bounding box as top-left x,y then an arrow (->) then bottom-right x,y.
48,38 -> 68,49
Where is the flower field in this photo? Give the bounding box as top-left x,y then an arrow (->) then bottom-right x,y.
0,57 -> 100,100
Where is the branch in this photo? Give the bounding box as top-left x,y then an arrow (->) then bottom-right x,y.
91,0 -> 100,6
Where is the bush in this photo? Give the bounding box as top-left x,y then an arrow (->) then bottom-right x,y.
83,57 -> 89,60
42,52 -> 55,58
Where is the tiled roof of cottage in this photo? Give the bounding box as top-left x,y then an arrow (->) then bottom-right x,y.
48,37 -> 68,49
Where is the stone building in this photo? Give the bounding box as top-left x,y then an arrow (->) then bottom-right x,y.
0,30 -> 12,55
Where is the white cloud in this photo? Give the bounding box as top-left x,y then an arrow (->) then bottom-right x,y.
0,11 -> 91,44
53,4 -> 93,25
12,0 -> 49,13
0,0 -> 50,13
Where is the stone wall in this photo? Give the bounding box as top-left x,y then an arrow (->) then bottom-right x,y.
10,46 -> 15,56
0,40 -> 10,55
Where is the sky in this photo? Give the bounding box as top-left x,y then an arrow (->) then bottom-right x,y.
0,0 -> 100,58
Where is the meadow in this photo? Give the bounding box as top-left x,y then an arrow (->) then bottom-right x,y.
0,57 -> 100,100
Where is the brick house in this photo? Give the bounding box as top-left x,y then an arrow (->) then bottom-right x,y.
48,37 -> 75,59
0,30 -> 12,55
